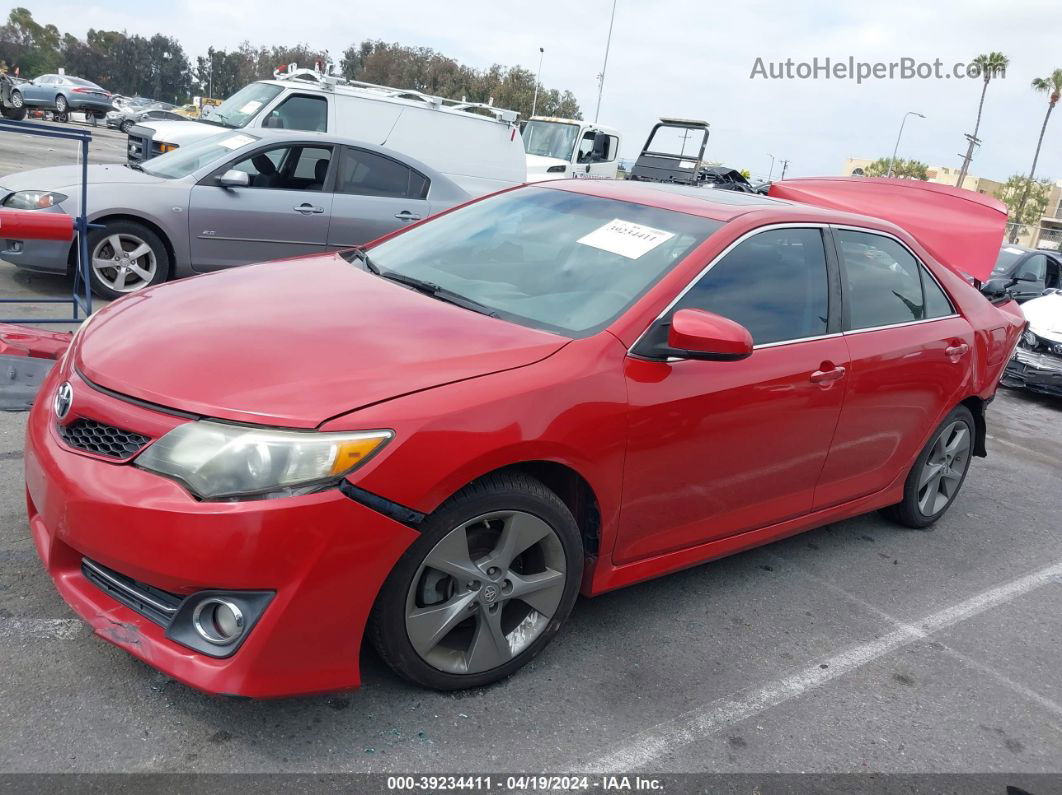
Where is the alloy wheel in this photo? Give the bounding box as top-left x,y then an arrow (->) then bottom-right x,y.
404,510 -> 567,675
54,95 -> 67,113
10,91 -> 22,108
916,419 -> 971,516
91,233 -> 157,293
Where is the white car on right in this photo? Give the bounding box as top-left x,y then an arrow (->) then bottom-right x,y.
1002,289 -> 1062,397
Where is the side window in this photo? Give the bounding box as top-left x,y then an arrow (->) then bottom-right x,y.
576,131 -> 616,163
1021,254 -> 1048,282
225,145 -> 332,191
576,132 -> 595,163
336,147 -> 428,199
674,228 -> 830,345
921,269 -> 954,319
838,230 -> 926,330
263,94 -> 327,132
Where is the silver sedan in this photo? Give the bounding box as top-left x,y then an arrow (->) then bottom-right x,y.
0,129 -> 470,299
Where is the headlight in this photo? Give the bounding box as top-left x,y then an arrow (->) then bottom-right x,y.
136,421 -> 393,500
1023,329 -> 1040,347
2,190 -> 68,210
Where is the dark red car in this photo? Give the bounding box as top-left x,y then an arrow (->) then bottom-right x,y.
25,179 -> 1024,696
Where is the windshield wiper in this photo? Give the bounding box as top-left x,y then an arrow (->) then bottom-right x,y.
124,162 -> 143,171
342,248 -> 496,317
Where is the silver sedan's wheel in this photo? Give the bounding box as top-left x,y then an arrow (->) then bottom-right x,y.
91,232 -> 158,293
10,90 -> 23,108
405,510 -> 567,675
54,94 -> 67,113
916,420 -> 971,515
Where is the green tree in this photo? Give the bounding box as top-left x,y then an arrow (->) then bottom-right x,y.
1011,68 -> 1062,241
0,7 -> 60,76
861,157 -> 929,180
996,175 -> 1051,229
956,51 -> 1009,185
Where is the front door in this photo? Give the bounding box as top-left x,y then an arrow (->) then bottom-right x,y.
814,228 -> 974,508
188,143 -> 334,271
616,226 -> 848,564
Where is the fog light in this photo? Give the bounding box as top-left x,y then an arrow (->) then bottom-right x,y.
192,598 -> 245,645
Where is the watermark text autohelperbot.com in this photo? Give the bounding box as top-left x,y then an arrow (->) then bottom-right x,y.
750,57 -> 1006,84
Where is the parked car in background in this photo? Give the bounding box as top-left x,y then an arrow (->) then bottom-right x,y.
8,74 -> 112,121
127,65 -> 525,196
982,244 -> 1062,303
0,128 -> 470,298
24,179 -> 1024,696
107,105 -> 185,134
1002,289 -> 1062,396
172,103 -> 201,119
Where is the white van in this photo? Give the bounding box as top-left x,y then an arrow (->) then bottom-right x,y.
522,117 -> 622,181
127,66 -> 526,196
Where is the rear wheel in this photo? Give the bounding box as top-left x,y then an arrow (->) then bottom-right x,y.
0,104 -> 26,121
881,405 -> 975,529
87,221 -> 170,299
54,94 -> 67,114
369,473 -> 583,690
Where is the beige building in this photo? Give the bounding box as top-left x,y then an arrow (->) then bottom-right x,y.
841,158 -> 1003,196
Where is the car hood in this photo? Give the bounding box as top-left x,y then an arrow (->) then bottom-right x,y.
139,119 -> 219,146
525,154 -> 571,182
0,164 -> 169,193
1022,292 -> 1062,344
74,253 -> 569,428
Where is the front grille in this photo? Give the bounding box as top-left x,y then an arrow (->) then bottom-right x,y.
58,418 -> 150,460
81,558 -> 183,627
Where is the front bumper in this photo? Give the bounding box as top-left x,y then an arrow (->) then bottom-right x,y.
25,367 -> 419,697
1002,348 -> 1062,397
0,234 -> 70,274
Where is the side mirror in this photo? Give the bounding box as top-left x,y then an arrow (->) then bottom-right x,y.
666,308 -> 754,361
217,169 -> 250,188
1015,272 -> 1040,283
591,131 -> 609,161
979,278 -> 1010,300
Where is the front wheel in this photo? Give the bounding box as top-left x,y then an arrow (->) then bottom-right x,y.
9,89 -> 23,109
119,119 -> 133,134
369,473 -> 583,690
881,405 -> 975,529
87,221 -> 170,299
0,104 -> 26,120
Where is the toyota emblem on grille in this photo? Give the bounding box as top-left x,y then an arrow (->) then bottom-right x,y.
54,381 -> 73,420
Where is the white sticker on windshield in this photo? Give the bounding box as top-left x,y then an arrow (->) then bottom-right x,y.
577,219 -> 676,259
219,134 -> 255,150
1003,247 -> 1024,254
238,100 -> 263,114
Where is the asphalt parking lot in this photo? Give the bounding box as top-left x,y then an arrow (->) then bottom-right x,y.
0,125 -> 1061,777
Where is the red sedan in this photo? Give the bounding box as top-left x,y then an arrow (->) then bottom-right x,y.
25,179 -> 1024,696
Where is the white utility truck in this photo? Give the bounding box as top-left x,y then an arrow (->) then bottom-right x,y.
521,117 -> 622,181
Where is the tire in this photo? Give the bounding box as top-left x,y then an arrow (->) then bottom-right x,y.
9,89 -> 22,109
86,221 -> 170,299
369,472 -> 584,690
54,94 -> 67,114
881,405 -> 976,529
56,111 -> 68,123
0,104 -> 26,121
119,119 -> 133,134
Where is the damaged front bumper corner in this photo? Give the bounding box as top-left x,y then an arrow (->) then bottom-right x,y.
1002,348 -> 1062,397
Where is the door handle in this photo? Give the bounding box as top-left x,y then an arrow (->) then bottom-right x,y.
394,210 -> 422,222
945,343 -> 970,359
810,365 -> 846,384
293,203 -> 324,214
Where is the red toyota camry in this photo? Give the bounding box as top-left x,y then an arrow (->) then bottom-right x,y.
25,179 -> 1024,696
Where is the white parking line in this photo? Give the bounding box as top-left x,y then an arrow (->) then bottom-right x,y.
0,617 -> 85,640
582,560 -> 1062,772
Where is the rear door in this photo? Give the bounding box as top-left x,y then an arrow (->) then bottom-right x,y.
188,142 -> 334,271
326,146 -> 432,247
616,226 -> 849,563
813,227 -> 973,509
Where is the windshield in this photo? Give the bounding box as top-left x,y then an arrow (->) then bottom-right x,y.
140,132 -> 259,178
201,82 -> 282,129
993,247 -> 1024,275
522,121 -> 580,162
366,187 -> 721,336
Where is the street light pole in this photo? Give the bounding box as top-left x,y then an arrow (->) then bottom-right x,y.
594,0 -> 618,123
887,111 -> 925,178
531,47 -> 544,118
767,153 -> 775,181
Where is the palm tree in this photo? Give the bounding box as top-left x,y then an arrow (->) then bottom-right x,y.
1011,69 -> 1062,242
956,52 -> 1009,186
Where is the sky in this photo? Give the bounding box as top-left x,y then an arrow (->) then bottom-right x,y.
20,0 -> 1062,182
